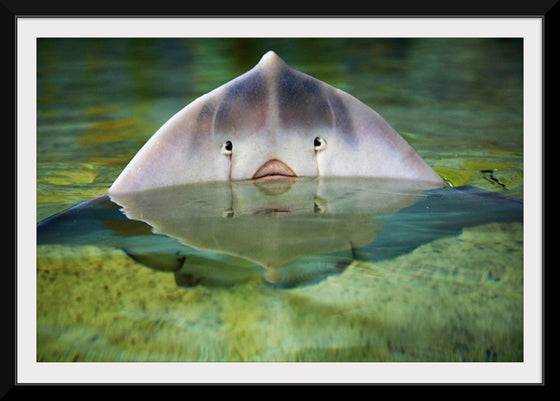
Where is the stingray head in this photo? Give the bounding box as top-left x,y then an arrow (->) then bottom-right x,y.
108,51 -> 443,194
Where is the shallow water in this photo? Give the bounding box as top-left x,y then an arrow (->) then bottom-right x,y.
36,38 -> 523,362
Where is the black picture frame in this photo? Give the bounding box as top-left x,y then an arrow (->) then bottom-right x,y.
6,0 -> 555,392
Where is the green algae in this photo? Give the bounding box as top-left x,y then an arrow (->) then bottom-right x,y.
433,166 -> 479,188
39,163 -> 99,186
36,221 -> 523,362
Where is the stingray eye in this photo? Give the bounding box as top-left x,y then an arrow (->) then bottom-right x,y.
221,140 -> 233,155
314,136 -> 326,151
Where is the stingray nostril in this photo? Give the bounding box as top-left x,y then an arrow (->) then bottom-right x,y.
314,136 -> 326,151
221,140 -> 233,155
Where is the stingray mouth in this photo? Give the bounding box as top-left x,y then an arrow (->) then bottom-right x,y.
252,159 -> 297,181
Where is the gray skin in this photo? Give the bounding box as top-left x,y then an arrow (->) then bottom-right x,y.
108,51 -> 445,195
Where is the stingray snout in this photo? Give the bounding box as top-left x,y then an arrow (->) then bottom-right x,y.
252,159 -> 297,180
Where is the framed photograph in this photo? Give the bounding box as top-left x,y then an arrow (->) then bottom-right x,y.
10,8 -> 549,387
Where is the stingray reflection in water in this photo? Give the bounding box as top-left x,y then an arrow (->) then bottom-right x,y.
37,177 -> 522,289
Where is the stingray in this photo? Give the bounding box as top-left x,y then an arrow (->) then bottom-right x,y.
37,51 -> 523,288
108,51 -> 444,194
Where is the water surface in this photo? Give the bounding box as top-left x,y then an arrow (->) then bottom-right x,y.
36,38 -> 523,362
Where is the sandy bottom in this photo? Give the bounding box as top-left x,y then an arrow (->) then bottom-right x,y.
37,222 -> 523,362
